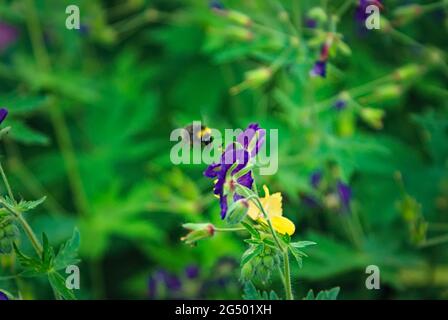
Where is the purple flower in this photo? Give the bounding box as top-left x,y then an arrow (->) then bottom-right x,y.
0,291 -> 8,300
310,60 -> 327,77
209,0 -> 225,11
333,99 -> 347,111
0,23 -> 18,52
148,269 -> 182,299
305,18 -> 317,28
236,123 -> 266,157
0,108 -> 8,124
310,171 -> 322,189
337,181 -> 352,211
204,123 -> 265,219
185,265 -> 200,279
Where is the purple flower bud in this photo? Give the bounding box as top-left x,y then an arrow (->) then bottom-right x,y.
0,108 -> 8,124
310,60 -> 327,77
185,265 -> 200,279
337,181 -> 352,211
310,171 -> 322,189
305,18 -> 317,28
0,23 -> 18,52
333,99 -> 347,111
209,0 -> 225,11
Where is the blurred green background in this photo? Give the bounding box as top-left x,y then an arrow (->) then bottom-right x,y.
1,0 -> 448,299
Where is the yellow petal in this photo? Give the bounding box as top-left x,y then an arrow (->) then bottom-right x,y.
271,216 -> 295,235
247,200 -> 261,220
263,192 -> 283,217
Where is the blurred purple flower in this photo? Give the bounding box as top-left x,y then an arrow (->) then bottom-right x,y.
310,60 -> 327,77
0,291 -> 8,300
305,18 -> 317,28
310,171 -> 322,189
185,265 -> 200,279
0,108 -> 8,124
148,269 -> 182,299
333,99 -> 347,111
0,22 -> 18,52
209,0 -> 225,11
337,181 -> 352,211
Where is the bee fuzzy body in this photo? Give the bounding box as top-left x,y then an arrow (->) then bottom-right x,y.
184,124 -> 214,147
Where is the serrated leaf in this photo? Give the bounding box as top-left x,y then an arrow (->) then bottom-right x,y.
48,271 -> 76,300
53,228 -> 80,271
315,287 -> 340,300
16,197 -> 47,212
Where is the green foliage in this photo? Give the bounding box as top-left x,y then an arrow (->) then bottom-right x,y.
0,0 -> 447,300
303,287 -> 340,300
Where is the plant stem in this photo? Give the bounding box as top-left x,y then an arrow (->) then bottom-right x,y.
0,162 -> 15,202
1,200 -> 43,256
24,0 -> 89,217
252,196 -> 294,300
214,227 -> 246,232
283,250 -> 293,300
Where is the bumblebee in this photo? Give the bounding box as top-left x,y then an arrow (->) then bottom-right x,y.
183,123 -> 214,147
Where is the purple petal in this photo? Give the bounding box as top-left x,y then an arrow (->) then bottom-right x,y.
310,171 -> 322,189
0,23 -> 18,52
337,181 -> 352,210
185,265 -> 200,279
237,123 -> 266,157
333,99 -> 347,111
0,108 -> 8,124
310,60 -> 327,77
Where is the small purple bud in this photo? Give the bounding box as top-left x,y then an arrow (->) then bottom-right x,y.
337,181 -> 352,210
333,99 -> 347,111
148,276 -> 157,299
209,0 -> 225,11
310,171 -> 322,189
185,265 -> 200,279
305,18 -> 317,28
310,60 -> 327,77
0,108 -> 8,124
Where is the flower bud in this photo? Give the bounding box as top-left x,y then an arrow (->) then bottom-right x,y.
372,84 -> 402,100
225,26 -> 253,42
307,7 -> 327,24
226,199 -> 249,224
227,10 -> 251,26
181,223 -> 215,245
230,67 -> 272,95
359,107 -> 385,129
240,262 -> 253,281
394,64 -> 422,81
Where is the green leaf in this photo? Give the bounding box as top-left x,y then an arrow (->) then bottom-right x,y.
48,271 -> 77,300
241,244 -> 263,266
290,241 -> 317,249
41,233 -> 55,271
53,228 -> 81,271
16,197 -> 47,212
242,281 -> 280,300
303,287 -> 340,300
13,244 -> 46,276
241,221 -> 260,239
8,120 -> 49,145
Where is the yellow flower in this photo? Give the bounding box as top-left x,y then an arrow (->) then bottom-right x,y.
247,185 -> 295,235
